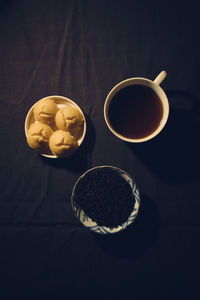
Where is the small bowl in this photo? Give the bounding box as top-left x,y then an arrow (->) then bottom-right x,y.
71,166 -> 140,234
24,95 -> 86,158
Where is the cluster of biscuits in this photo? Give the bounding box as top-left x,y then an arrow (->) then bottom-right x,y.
26,98 -> 84,157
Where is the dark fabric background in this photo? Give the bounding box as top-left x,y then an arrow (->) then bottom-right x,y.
0,0 -> 200,299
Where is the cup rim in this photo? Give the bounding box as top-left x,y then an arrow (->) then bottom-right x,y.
104,77 -> 169,143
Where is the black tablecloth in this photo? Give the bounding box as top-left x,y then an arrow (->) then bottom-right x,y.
1,1 -> 200,299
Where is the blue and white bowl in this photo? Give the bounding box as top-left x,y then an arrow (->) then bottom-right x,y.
71,166 -> 140,234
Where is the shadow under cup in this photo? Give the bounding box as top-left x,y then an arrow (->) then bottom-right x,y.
104,78 -> 169,143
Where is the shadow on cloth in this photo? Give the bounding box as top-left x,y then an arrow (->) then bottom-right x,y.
40,114 -> 95,173
93,193 -> 159,258
127,90 -> 200,184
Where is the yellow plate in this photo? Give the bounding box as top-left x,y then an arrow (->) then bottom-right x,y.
24,95 -> 86,158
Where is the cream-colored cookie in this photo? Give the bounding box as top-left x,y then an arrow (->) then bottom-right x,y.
49,130 -> 78,157
33,98 -> 58,124
55,105 -> 84,140
27,122 -> 53,153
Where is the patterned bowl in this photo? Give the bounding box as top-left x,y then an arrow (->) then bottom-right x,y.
71,166 -> 140,234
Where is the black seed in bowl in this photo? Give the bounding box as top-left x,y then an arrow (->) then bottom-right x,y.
73,167 -> 135,228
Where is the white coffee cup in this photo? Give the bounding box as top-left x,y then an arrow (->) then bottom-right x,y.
104,71 -> 169,143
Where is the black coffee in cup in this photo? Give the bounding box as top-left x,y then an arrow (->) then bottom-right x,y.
108,85 -> 164,139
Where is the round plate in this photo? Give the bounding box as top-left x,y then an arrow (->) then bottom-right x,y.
71,166 -> 140,234
24,95 -> 86,158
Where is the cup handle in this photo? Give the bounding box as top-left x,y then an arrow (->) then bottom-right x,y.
154,70 -> 167,85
